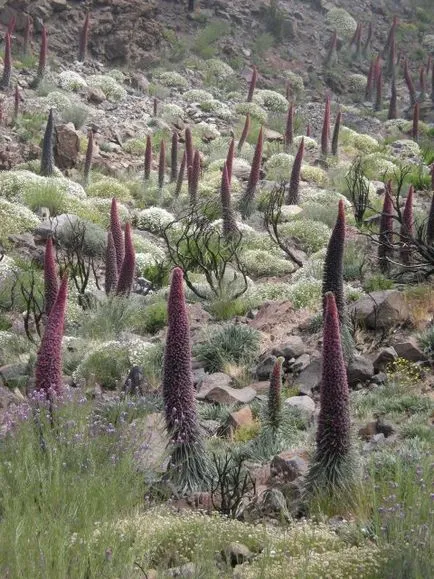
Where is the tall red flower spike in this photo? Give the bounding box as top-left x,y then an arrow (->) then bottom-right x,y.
239,126 -> 263,218
36,25 -> 47,79
388,73 -> 398,120
374,70 -> 383,112
247,66 -> 257,102
78,12 -> 90,62
170,131 -> 178,183
0,32 -> 12,90
188,149 -> 200,205
427,186 -> 434,246
378,182 -> 394,274
175,150 -> 186,197
237,113 -> 250,152
321,94 -> 330,155
163,267 -> 201,446
23,15 -> 33,56
286,137 -> 304,205
185,126 -> 193,171
365,58 -> 375,101
144,134 -> 152,181
225,138 -> 235,184
158,139 -> 166,189
284,104 -> 294,149
105,230 -> 118,295
331,110 -> 342,156
404,59 -> 417,106
221,162 -> 238,240
400,185 -> 414,265
116,223 -> 135,297
110,197 -> 124,274
324,30 -> 337,67
44,237 -> 59,317
323,200 -> 345,324
35,274 -> 68,398
267,357 -> 284,431
83,129 -> 93,186
412,103 -> 419,142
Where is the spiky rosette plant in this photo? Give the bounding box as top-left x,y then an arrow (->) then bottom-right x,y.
388,73 -> 398,120
170,131 -> 178,183
0,33 -> 12,90
144,135 -> 152,181
324,30 -> 337,67
374,70 -> 383,112
105,230 -> 118,295
158,139 -> 166,189
44,237 -> 59,317
378,183 -> 394,274
221,163 -> 238,240
110,197 -> 124,274
321,95 -> 330,156
78,12 -> 90,62
83,129 -> 93,187
400,185 -> 414,265
23,15 -> 32,56
404,59 -> 417,106
304,292 -> 353,496
30,25 -> 47,88
286,137 -> 304,205
267,357 -> 284,434
163,267 -> 209,492
322,200 -> 345,324
35,274 -> 68,399
175,150 -> 186,197
226,138 -> 234,184
237,113 -> 250,152
284,104 -> 294,150
116,223 -> 135,297
239,127 -> 263,218
40,108 -> 55,177
247,65 -> 257,102
411,103 -> 419,141
188,150 -> 200,206
331,110 -> 341,156
185,126 -> 193,171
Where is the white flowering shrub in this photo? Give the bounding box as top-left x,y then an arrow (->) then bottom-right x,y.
0,255 -> 17,283
192,121 -> 220,141
235,102 -> 268,124
287,277 -> 322,309
292,248 -> 326,282
123,138 -> 147,156
348,74 -> 367,93
205,58 -> 234,81
265,153 -> 294,181
279,218 -> 331,254
301,165 -> 328,187
132,234 -> 164,255
384,118 -> 429,138
326,7 -> 357,38
254,90 -> 288,112
135,252 -> 164,277
107,69 -> 125,83
279,205 -> 303,221
246,281 -> 293,306
353,133 -> 379,153
286,71 -> 304,96
207,136 -> 254,164
156,71 -> 188,89
362,153 -> 397,179
294,135 -> 319,152
0,170 -> 42,202
87,75 -> 127,101
84,198 -> 130,227
45,91 -> 72,111
241,249 -> 294,277
73,340 -> 131,389
134,207 -> 175,235
422,34 -> 434,52
160,103 -> 185,125
388,139 -> 421,160
87,177 -> 131,202
183,89 -> 214,103
199,99 -> 232,120
0,199 -> 40,242
58,71 -> 88,92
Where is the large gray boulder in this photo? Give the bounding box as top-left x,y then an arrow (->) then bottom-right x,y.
349,290 -> 409,330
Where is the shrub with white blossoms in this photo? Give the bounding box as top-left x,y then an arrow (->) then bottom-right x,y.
45,91 -> 72,111
123,138 -> 147,156
193,121 -> 220,141
160,103 -> 185,125
58,71 -> 88,92
85,198 -> 130,227
235,102 -> 268,124
241,249 -> 294,277
107,69 -> 125,83
353,133 -> 379,154
86,177 -> 131,202
362,153 -> 397,179
0,199 -> 41,242
134,207 -> 175,235
348,74 -> 367,93
286,71 -> 304,96
135,252 -> 164,277
183,89 -> 214,103
199,99 -> 232,120
286,277 -> 322,309
0,255 -> 18,283
422,34 -> 434,53
326,7 -> 357,38
292,248 -> 326,282
279,218 -> 331,255
301,165 -> 328,187
265,153 -> 294,181
156,71 -> 189,89
205,58 -> 235,81
87,75 -> 127,101
254,90 -> 288,113
0,170 -> 42,203
294,135 -> 319,152
388,139 -> 421,160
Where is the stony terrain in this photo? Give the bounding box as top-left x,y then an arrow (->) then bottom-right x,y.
0,0 -> 433,578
